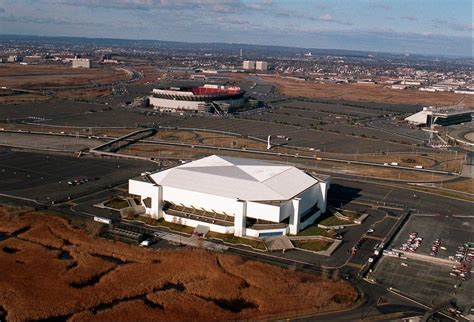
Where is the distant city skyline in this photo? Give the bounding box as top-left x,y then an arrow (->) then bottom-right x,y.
0,0 -> 472,56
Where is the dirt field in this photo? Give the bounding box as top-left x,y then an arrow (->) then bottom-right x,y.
435,178 -> 474,196
464,132 -> 474,142
155,129 -> 267,150
0,207 -> 357,321
0,64 -> 131,103
0,64 -> 128,89
262,76 -> 471,107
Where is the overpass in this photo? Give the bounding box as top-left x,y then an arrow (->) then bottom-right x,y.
91,128 -> 157,153
421,298 -> 456,322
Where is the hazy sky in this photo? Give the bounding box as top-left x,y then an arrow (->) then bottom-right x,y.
0,0 -> 472,56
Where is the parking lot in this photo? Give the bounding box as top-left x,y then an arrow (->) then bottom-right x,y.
0,132 -> 101,151
373,257 -> 473,312
0,149 -> 153,203
391,214 -> 473,259
16,97 -> 434,155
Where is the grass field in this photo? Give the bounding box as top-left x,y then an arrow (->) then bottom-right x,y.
297,226 -> 332,237
293,240 -> 332,252
319,215 -> 350,227
104,198 -> 129,210
0,207 -> 357,321
207,231 -> 267,250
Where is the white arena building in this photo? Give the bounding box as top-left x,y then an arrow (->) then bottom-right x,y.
129,155 -> 330,237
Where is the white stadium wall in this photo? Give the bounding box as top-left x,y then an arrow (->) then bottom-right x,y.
317,180 -> 330,213
162,186 -> 242,216
163,213 -> 234,235
128,179 -> 162,218
297,184 -> 320,215
148,97 -> 209,112
246,201 -> 282,222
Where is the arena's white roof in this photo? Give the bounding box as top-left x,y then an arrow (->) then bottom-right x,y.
148,155 -> 318,201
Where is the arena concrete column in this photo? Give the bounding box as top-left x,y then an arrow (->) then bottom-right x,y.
319,179 -> 330,214
289,198 -> 301,235
234,199 -> 247,237
151,185 -> 163,219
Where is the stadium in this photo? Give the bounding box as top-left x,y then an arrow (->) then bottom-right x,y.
129,155 -> 330,237
148,84 -> 246,113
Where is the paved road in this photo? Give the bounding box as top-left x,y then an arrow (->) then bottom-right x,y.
332,177 -> 473,217
0,129 -> 460,176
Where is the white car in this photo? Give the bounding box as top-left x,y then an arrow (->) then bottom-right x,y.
140,239 -> 154,247
401,262 -> 408,267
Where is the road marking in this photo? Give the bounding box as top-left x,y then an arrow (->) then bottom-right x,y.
346,262 -> 364,269
363,312 -> 408,321
364,235 -> 384,241
381,188 -> 393,202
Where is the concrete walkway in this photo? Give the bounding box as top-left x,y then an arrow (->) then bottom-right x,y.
153,230 -> 228,252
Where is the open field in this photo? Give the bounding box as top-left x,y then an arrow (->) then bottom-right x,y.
262,76 -> 471,107
0,208 -> 357,321
464,132 -> 474,142
0,64 -> 130,103
0,64 -> 128,89
154,129 -> 267,150
434,178 -> 474,195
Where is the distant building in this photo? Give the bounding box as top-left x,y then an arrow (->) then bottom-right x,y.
72,58 -> 91,68
243,60 -> 255,70
256,61 -> 268,71
102,59 -> 119,64
405,106 -> 473,126
7,55 -> 23,62
454,90 -> 474,95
